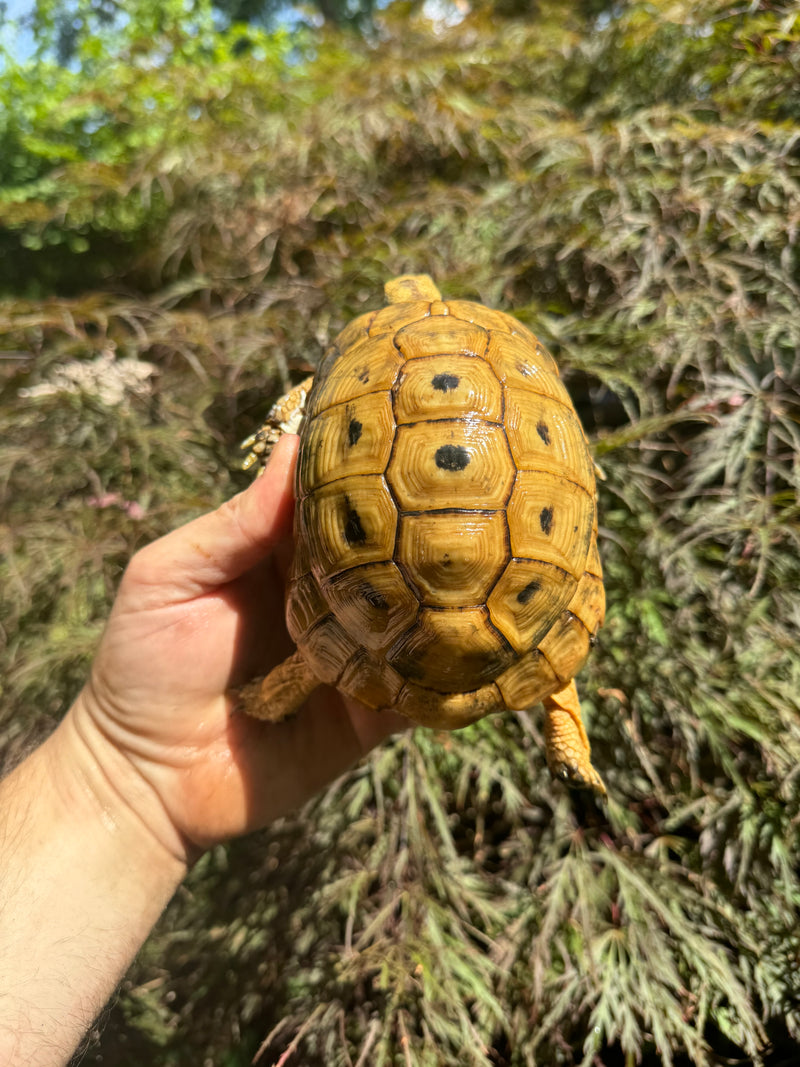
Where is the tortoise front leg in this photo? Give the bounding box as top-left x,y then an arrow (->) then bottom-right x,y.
241,375 -> 315,472
542,679 -> 606,798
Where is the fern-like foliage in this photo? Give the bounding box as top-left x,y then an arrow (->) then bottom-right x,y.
1,1 -> 799,1064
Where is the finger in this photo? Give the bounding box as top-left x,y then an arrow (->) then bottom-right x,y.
200,694 -> 410,839
127,435 -> 299,601
344,700 -> 410,753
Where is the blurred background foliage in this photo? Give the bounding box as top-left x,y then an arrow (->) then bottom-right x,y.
2,0 -> 800,1063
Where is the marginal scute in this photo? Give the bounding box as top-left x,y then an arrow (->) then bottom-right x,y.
387,421 -> 514,511
485,332 -> 564,396
338,650 -> 405,709
398,510 -> 507,606
565,571 -> 606,637
286,571 -> 328,643
444,300 -> 517,336
330,310 -> 376,355
289,531 -> 311,582
585,538 -> 603,579
301,617 -> 360,686
537,611 -> 592,683
368,300 -> 432,337
387,607 -> 514,692
495,650 -> 560,710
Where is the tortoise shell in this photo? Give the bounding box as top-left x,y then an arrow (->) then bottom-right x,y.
284,279 -> 604,730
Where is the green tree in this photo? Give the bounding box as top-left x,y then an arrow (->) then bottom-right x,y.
7,0 -> 381,63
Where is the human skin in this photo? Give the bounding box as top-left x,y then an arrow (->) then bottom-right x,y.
0,435 -> 405,1066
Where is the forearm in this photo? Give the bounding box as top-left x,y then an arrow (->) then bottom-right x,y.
0,708 -> 187,1066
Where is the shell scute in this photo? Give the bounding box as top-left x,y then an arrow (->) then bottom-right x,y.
398,510 -> 507,607
484,332 -> 564,395
299,392 -> 395,495
394,353 -> 503,424
302,616 -> 359,685
325,561 -> 419,653
306,333 -> 402,417
368,300 -> 432,337
301,474 -> 397,582
486,559 -> 577,654
565,570 -> 606,638
395,681 -> 503,729
444,300 -> 518,336
394,316 -> 489,361
506,470 -> 594,579
387,607 -> 514,693
286,571 -> 328,643
387,421 -> 514,511
504,386 -> 595,492
331,310 -> 376,355
537,610 -> 592,684
495,650 -> 559,710
338,650 -> 405,708
278,281 -> 603,734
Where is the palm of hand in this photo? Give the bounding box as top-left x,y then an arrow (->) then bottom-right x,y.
76,438 -> 404,860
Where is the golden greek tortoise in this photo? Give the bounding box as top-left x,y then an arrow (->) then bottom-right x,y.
240,275 -> 606,796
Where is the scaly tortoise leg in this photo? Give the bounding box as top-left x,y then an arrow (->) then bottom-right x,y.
238,650 -> 321,723
542,679 -> 606,798
241,375 -> 315,472
238,377 -> 320,721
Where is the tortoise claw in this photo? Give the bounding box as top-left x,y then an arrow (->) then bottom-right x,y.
550,758 -> 607,800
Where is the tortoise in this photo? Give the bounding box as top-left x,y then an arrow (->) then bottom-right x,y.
240,275 -> 606,796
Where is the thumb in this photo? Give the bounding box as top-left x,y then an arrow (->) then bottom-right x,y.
124,434 -> 299,602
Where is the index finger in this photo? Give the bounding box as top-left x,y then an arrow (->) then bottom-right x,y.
126,434 -> 299,602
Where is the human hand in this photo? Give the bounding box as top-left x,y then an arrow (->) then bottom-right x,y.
68,435 -> 406,864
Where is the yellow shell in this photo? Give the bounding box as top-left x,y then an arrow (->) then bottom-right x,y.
286,277 -> 604,730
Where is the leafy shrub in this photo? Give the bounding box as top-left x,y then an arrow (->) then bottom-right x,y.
2,1 -> 799,1064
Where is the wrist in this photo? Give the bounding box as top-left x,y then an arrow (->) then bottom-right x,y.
45,696 -> 190,885
0,703 -> 187,1066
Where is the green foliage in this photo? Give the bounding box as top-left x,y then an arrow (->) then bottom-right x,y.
2,1 -> 800,1064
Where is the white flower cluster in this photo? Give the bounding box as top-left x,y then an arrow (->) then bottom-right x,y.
19,351 -> 158,407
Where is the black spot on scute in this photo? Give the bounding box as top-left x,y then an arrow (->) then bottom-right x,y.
343,499 -> 367,545
539,507 -> 554,535
536,421 -> 551,445
432,372 -> 460,392
517,580 -> 540,605
348,418 -> 363,446
356,365 -> 370,384
435,444 -> 471,471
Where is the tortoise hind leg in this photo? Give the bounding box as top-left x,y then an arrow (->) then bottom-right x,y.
542,679 -> 606,798
239,650 -> 321,722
